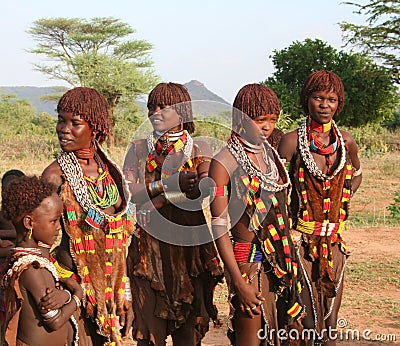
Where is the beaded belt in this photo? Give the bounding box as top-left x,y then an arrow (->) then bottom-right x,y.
296,218 -> 346,237
232,240 -> 265,263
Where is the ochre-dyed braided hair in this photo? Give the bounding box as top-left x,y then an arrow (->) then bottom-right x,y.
147,82 -> 194,134
300,70 -> 345,116
57,87 -> 110,144
232,83 -> 280,133
2,175 -> 57,222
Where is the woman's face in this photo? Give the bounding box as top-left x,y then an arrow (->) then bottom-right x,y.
308,90 -> 339,124
56,111 -> 93,152
148,104 -> 181,133
239,113 -> 278,144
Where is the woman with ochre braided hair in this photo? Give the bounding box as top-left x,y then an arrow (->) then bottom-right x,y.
209,83 -> 304,346
122,82 -> 223,346
42,87 -> 135,345
278,70 -> 362,345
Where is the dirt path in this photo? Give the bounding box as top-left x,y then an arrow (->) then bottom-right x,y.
123,226 -> 400,345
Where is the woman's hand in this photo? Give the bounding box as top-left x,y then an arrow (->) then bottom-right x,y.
179,170 -> 197,193
137,201 -> 154,228
119,300 -> 134,337
235,282 -> 265,318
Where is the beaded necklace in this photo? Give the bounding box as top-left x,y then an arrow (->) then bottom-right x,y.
2,248 -> 58,289
227,133 -> 289,192
146,130 -> 193,177
57,144 -> 132,226
83,153 -> 120,209
308,118 -> 340,173
298,117 -> 346,181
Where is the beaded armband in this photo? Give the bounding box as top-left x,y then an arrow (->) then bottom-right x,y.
165,191 -> 187,204
211,216 -> 228,227
210,186 -> 228,198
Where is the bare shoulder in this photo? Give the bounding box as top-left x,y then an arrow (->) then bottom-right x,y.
210,146 -> 236,181
278,129 -> 298,161
41,160 -> 62,187
212,146 -> 234,167
193,138 -> 213,158
339,129 -> 358,151
20,264 -> 56,302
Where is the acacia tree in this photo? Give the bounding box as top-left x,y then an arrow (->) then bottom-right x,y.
28,17 -> 160,147
263,38 -> 398,127
339,0 -> 400,84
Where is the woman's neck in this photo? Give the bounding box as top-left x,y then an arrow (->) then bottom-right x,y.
74,147 -> 95,159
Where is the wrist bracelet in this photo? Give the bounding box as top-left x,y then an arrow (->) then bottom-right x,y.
42,308 -> 60,321
148,180 -> 164,197
64,290 -> 72,305
125,277 -> 133,302
72,294 -> 81,309
353,166 -> 362,177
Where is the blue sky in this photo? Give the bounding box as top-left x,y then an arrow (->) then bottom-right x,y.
0,0 -> 363,103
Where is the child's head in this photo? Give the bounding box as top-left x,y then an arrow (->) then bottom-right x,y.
57,87 -> 110,144
147,82 -> 194,133
232,83 -> 280,139
300,70 -> 345,117
1,169 -> 25,192
2,176 -> 62,246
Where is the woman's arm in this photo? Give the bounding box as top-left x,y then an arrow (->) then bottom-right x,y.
209,152 -> 264,315
342,130 -> 363,194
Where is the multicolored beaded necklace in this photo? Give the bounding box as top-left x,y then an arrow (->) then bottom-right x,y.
83,153 -> 120,209
308,119 -> 340,174
57,144 -> 132,228
146,130 -> 193,178
298,117 -> 346,181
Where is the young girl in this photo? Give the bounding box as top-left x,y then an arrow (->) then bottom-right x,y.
123,82 -> 223,346
0,175 -> 83,346
209,84 -> 303,345
278,70 -> 362,345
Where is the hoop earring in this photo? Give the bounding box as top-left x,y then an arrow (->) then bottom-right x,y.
179,117 -> 184,131
27,228 -> 32,240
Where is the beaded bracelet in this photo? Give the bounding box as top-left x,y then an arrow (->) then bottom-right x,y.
125,277 -> 132,302
72,295 -> 81,309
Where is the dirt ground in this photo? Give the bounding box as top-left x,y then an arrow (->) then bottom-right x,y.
122,226 -> 400,345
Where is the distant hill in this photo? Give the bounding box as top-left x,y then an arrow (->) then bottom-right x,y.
0,81 -> 231,118
0,86 -> 68,116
